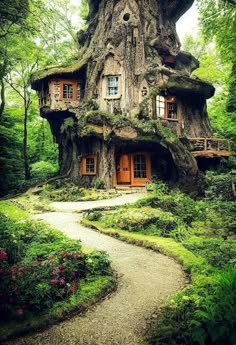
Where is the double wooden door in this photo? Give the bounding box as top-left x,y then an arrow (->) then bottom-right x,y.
115,153 -> 151,186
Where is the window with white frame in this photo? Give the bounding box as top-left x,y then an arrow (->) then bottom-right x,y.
134,154 -> 147,178
107,76 -> 119,96
63,83 -> 73,99
156,95 -> 178,120
86,157 -> 95,173
156,95 -> 165,118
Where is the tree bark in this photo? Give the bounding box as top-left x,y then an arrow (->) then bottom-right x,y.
23,101 -> 31,180
0,80 -> 5,118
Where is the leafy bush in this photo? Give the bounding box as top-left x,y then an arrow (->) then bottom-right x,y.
40,178 -> 117,201
92,207 -> 180,236
31,161 -> 57,181
134,191 -> 206,226
92,178 -> 105,190
150,268 -> 236,345
86,211 -> 103,222
205,170 -> 236,201
86,251 -> 111,276
183,237 -> 236,268
0,203 -> 111,321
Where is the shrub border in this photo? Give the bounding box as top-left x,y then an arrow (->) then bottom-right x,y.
0,274 -> 117,342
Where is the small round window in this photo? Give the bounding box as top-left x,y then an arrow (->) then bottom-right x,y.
123,13 -> 130,21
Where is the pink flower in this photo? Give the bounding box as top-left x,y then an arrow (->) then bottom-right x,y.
50,279 -> 58,285
69,286 -> 76,292
48,255 -> 54,260
0,250 -> 8,260
59,278 -> 66,285
54,267 -> 61,275
59,251 -> 65,256
17,309 -> 24,316
71,272 -> 76,277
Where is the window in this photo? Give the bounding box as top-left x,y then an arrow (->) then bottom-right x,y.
167,101 -> 177,119
60,80 -> 80,101
63,83 -> 73,99
40,84 -> 49,106
156,95 -> 178,120
86,157 -> 95,173
134,154 -> 147,178
107,76 -> 119,96
156,95 -> 165,118
82,155 -> 97,175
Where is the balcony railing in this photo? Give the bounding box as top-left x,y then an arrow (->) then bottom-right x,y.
188,138 -> 230,157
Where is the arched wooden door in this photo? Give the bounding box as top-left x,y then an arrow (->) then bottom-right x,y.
116,154 -> 131,184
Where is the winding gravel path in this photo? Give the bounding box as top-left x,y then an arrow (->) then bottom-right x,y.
50,192 -> 146,212
6,194 -> 186,345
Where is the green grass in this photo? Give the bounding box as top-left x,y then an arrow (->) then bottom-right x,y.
82,219 -> 210,277
0,201 -> 29,219
0,275 -> 115,341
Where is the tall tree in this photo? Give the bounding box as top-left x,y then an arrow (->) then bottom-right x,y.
4,38 -> 41,179
0,0 -> 29,39
198,0 -> 236,112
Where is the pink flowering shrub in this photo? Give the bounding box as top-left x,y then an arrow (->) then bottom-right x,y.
0,212 -> 110,321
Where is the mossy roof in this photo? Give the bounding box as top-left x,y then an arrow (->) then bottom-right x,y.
31,55 -> 90,90
167,74 -> 215,99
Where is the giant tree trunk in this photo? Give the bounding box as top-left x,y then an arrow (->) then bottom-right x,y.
0,80 -> 5,118
82,0 -> 194,107
34,0 -> 210,193
77,0 -> 200,191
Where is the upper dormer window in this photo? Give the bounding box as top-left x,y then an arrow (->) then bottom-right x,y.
156,95 -> 178,121
107,76 -> 119,96
63,83 -> 73,99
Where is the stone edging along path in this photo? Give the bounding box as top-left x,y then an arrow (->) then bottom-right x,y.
6,193 -> 187,345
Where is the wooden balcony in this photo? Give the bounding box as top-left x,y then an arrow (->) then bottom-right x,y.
188,138 -> 231,158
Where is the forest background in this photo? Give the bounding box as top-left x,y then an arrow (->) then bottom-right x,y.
0,0 -> 235,196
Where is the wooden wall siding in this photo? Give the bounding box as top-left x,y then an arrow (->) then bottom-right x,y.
39,79 -> 81,111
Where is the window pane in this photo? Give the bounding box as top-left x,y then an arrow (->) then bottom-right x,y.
167,102 -> 177,119
134,155 -> 147,178
107,77 -> 118,96
86,158 -> 95,173
156,95 -> 165,117
63,84 -> 73,99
